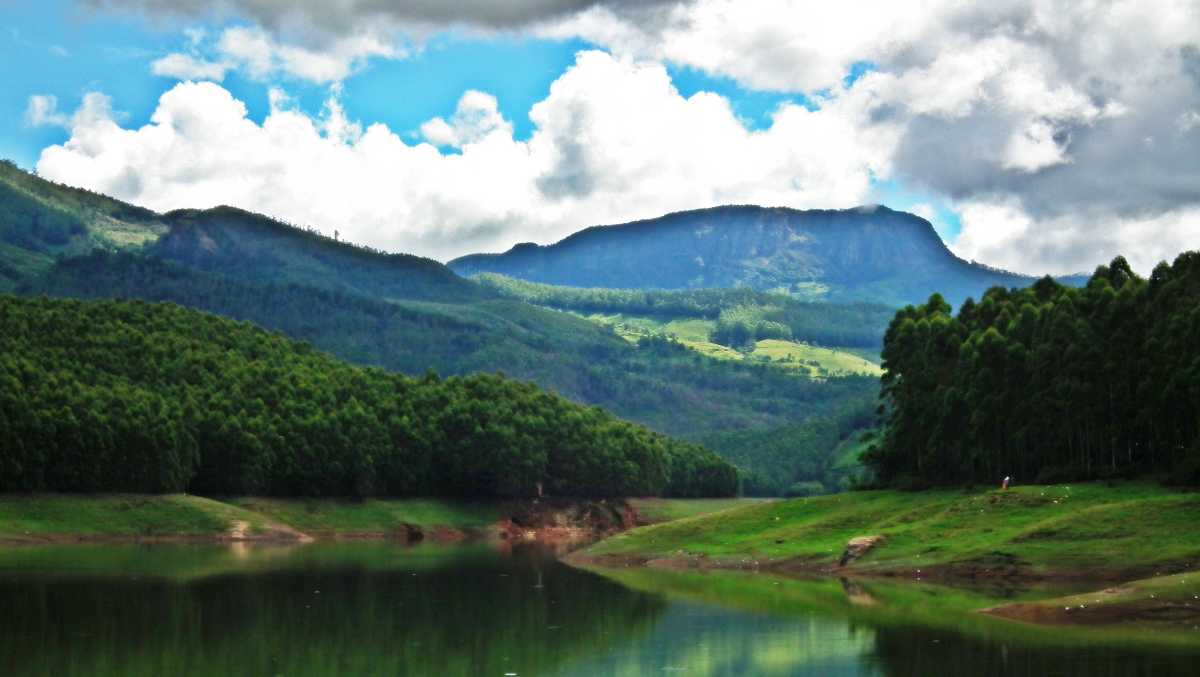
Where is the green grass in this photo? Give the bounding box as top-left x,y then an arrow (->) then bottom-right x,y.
0,494 -> 272,538
583,312 -> 881,377
629,497 -> 773,523
586,483 -> 1200,577
751,339 -> 883,377
228,497 -> 503,534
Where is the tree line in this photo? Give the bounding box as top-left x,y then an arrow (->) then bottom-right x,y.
0,295 -> 737,497
867,253 -> 1200,486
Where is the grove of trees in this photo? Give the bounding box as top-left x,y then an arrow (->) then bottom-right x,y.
0,295 -> 738,497
867,254 -> 1200,486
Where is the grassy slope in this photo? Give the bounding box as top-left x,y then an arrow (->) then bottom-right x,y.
585,483 -> 1200,578
751,339 -> 883,377
229,498 -> 502,534
0,495 -> 748,540
0,494 -> 275,538
584,311 -> 881,376
629,498 -> 773,524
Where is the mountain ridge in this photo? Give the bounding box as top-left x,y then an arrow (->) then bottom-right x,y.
450,204 -> 1058,307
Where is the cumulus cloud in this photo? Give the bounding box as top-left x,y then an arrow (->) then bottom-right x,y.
952,199 -> 1200,276
25,95 -> 69,127
150,25 -> 400,84
419,91 -> 511,148
35,51 -> 892,260
53,1 -> 1200,273
151,52 -> 230,81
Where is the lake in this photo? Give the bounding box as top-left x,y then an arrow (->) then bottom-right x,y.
0,541 -> 1196,676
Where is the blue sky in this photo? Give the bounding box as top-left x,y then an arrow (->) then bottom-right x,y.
3,1 -> 1195,271
1,0 -> 961,240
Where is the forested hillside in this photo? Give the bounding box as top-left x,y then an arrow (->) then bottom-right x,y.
869,254 -> 1200,486
26,252 -> 878,440
0,159 -> 165,289
450,205 -> 1064,307
697,396 -> 877,496
0,295 -> 737,497
155,206 -> 488,303
0,162 -> 882,494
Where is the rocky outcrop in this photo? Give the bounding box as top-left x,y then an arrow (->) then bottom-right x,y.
839,535 -> 886,567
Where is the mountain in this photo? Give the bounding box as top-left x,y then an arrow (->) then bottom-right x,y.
449,205 -> 1050,308
1,163 -> 877,457
0,159 -> 481,303
154,206 -> 488,303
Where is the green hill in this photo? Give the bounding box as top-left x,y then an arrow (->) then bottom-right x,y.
450,204 -> 1080,308
0,294 -> 737,497
154,206 -> 487,303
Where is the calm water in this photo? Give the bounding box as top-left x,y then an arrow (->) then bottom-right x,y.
0,541 -> 1196,676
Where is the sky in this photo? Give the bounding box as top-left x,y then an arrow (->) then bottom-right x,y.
3,1 -> 1199,274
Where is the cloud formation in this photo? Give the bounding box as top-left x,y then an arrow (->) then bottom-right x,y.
36,51 -> 889,260
55,1 -> 1200,274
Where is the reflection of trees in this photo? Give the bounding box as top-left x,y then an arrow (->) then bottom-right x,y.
0,547 -> 666,676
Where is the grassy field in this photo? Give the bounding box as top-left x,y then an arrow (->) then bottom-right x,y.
750,339 -> 883,376
585,483 -> 1200,579
228,497 -> 503,534
583,312 -> 880,377
0,494 -> 275,539
629,497 -> 773,524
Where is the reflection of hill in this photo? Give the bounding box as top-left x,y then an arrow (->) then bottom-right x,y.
0,544 -> 666,676
583,566 -> 1200,669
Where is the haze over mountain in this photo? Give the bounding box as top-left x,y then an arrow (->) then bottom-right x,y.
451,205 -> 1083,308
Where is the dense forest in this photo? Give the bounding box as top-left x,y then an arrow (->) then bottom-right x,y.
27,253 -> 878,440
698,397 -> 876,496
475,273 -> 894,348
0,295 -> 737,497
868,254 -> 1200,486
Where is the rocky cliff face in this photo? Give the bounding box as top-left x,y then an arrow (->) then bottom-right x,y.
450,205 -> 1042,307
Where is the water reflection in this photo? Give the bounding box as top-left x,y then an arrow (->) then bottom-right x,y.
0,542 -> 1197,676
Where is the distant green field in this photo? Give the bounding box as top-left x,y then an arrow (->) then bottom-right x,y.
586,483 -> 1200,578
750,339 -> 883,377
583,312 -> 880,377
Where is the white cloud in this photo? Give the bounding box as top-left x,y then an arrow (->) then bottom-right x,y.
25,95 -> 69,127
951,199 -> 1200,276
35,52 -> 894,261
420,91 -> 511,148
38,0 -> 1200,274
214,25 -> 399,83
151,53 -> 231,81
